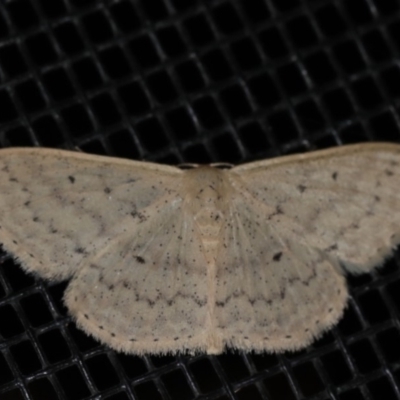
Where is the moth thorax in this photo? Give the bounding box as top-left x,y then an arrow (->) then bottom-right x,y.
183,166 -> 229,241
194,207 -> 224,239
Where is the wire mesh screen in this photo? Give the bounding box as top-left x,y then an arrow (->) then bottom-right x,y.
0,0 -> 400,399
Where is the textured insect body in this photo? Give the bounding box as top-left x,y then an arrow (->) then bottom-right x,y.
185,167 -> 228,260
0,143 -> 400,355
181,167 -> 233,353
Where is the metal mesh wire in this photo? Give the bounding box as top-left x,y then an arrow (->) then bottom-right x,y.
0,0 -> 400,399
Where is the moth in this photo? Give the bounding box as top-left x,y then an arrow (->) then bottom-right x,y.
0,142 -> 398,354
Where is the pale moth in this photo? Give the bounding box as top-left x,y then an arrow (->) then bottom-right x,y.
0,143 -> 399,355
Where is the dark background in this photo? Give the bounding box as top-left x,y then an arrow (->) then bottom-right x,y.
1,0 -> 400,399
